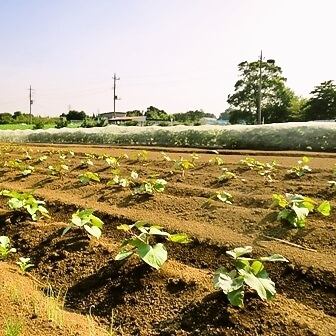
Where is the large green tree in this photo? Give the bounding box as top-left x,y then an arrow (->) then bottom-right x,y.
303,80 -> 336,121
145,106 -> 169,120
227,59 -> 292,124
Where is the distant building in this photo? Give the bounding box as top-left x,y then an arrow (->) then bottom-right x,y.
98,112 -> 146,125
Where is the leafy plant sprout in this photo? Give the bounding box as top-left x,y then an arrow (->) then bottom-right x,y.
272,193 -> 331,228
0,190 -> 50,221
107,170 -> 138,188
115,221 -> 191,269
209,156 -> 225,166
287,156 -> 312,177
160,152 -> 172,162
62,209 -> 104,239
203,191 -> 233,207
16,257 -> 34,273
48,164 -> 69,177
0,236 -> 16,259
218,168 -> 237,182
79,171 -> 100,185
137,150 -> 149,162
133,178 -> 167,195
213,246 -> 288,308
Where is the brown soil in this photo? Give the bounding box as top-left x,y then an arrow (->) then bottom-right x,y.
0,262 -> 111,336
0,143 -> 335,336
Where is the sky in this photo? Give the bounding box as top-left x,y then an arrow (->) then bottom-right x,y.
0,0 -> 335,117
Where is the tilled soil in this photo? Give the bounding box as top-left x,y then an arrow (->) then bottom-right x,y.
0,143 -> 335,336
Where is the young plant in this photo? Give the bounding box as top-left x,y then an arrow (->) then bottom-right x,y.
287,156 -> 311,177
48,164 -> 69,176
271,193 -> 331,228
0,236 -> 16,259
105,156 -> 120,168
115,221 -> 190,269
214,246 -> 288,308
240,157 -> 277,182
203,191 -> 233,207
107,170 -> 138,188
79,171 -> 100,185
209,156 -> 224,166
137,150 -> 149,162
38,155 -> 48,162
0,190 -> 50,221
133,178 -> 167,195
218,168 -> 237,182
62,209 -> 104,239
16,257 -> 34,273
174,157 -> 195,177
327,180 -> 336,188
161,152 -> 172,162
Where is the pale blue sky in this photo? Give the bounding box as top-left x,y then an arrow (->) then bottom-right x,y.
0,0 -> 335,117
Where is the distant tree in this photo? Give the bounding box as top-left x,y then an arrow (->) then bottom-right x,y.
303,80 -> 336,121
62,110 -> 87,121
218,108 -> 233,121
173,110 -> 214,123
126,110 -> 143,117
288,95 -> 307,121
13,111 -> 22,119
145,106 -> 169,120
227,59 -> 292,124
0,113 -> 13,124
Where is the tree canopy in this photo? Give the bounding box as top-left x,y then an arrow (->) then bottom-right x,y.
303,80 -> 336,121
227,59 -> 293,124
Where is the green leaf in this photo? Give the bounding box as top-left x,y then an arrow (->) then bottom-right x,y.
138,243 -> 167,269
84,225 -> 101,239
317,201 -> 331,216
115,250 -> 133,261
117,224 -> 131,231
272,194 -> 288,208
90,215 -> 104,228
239,268 -> 276,301
260,254 -> 288,262
227,287 -> 244,308
292,205 -> 309,220
168,233 -> 191,244
226,246 -> 252,259
250,260 -> 264,275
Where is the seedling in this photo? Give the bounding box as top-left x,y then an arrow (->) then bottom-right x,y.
174,157 -> 195,177
203,191 -> 233,207
137,150 -> 149,162
105,156 -> 120,168
79,171 -> 100,185
38,155 -> 48,162
0,190 -> 50,221
0,236 -> 16,259
48,164 -> 69,176
115,221 -> 190,269
214,246 -> 288,308
62,209 -> 104,239
218,168 -> 237,182
209,156 -> 225,166
272,193 -> 331,228
328,180 -> 336,188
287,156 -> 311,177
240,157 -> 277,182
16,257 -> 34,273
107,171 -> 138,188
80,158 -> 94,168
133,178 -> 167,195
161,152 -> 172,162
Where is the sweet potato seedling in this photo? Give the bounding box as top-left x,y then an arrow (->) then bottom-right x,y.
272,193 -> 331,228
218,168 -> 237,182
0,236 -> 16,259
203,191 -> 233,207
79,171 -> 100,185
287,156 -> 311,177
0,190 -> 50,221
62,209 -> 104,239
115,221 -> 191,269
214,246 -> 288,308
16,257 -> 34,273
133,178 -> 167,195
209,156 -> 225,166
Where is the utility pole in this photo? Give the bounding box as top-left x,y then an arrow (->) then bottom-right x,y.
257,50 -> 262,125
29,85 -> 34,124
113,73 -> 120,118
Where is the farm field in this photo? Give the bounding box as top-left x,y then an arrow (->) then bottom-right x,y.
0,143 -> 335,336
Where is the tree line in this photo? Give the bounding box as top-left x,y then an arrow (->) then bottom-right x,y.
221,59 -> 336,124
